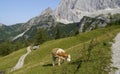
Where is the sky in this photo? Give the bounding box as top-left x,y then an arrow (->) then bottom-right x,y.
0,0 -> 60,25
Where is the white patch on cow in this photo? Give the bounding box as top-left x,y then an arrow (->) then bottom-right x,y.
56,48 -> 65,54
67,54 -> 71,62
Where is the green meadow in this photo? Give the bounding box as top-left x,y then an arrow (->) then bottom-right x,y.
0,25 -> 120,74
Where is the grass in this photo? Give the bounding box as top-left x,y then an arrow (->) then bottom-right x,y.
0,25 -> 120,74
0,48 -> 26,74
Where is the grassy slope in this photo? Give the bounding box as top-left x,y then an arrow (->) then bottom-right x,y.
0,25 -> 120,74
0,48 -> 26,73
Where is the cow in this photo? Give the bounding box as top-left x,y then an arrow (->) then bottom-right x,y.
51,48 -> 71,66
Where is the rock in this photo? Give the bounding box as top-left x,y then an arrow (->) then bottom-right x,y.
79,16 -> 107,33
78,14 -> 120,33
54,0 -> 120,24
32,46 -> 39,50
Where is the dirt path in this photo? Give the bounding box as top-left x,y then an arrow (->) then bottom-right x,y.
110,33 -> 120,74
11,46 -> 31,72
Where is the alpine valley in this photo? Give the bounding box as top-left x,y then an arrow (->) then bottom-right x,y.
0,0 -> 120,74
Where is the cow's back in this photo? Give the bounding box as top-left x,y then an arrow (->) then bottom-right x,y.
52,48 -> 66,57
52,48 -> 59,56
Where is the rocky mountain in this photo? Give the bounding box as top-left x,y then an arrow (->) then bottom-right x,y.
11,7 -> 57,41
1,0 -> 120,42
79,13 -> 120,33
54,0 -> 120,24
20,7 -> 55,31
79,16 -> 107,33
10,7 -> 78,41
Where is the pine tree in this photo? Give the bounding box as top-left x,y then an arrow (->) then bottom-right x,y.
35,29 -> 49,45
55,27 -> 61,39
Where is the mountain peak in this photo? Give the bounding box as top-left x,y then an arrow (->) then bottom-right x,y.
0,23 -> 5,27
40,7 -> 53,16
20,7 -> 55,30
45,7 -> 52,11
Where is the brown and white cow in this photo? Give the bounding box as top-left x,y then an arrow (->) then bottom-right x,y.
51,48 -> 71,66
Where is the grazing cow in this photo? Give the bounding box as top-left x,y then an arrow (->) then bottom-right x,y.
51,48 -> 71,66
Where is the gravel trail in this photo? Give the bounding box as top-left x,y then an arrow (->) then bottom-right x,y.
110,33 -> 120,74
11,46 -> 31,71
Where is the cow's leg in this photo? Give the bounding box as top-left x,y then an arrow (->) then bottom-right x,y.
61,59 -> 65,64
58,57 -> 61,66
52,56 -> 56,66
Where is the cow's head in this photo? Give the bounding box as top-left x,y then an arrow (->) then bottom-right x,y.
66,54 -> 71,62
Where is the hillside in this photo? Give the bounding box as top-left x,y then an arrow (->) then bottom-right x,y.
0,25 -> 120,74
0,23 -> 23,43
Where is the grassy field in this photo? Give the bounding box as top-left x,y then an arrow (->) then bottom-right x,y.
0,25 -> 120,74
0,48 -> 26,74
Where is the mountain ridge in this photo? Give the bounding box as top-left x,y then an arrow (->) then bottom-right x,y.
54,0 -> 120,24
0,0 -> 120,42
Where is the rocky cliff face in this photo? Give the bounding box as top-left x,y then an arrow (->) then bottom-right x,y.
55,0 -> 120,24
79,13 -> 120,33
79,16 -> 108,33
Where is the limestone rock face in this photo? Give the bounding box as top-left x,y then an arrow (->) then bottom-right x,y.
54,0 -> 120,24
78,14 -> 120,33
